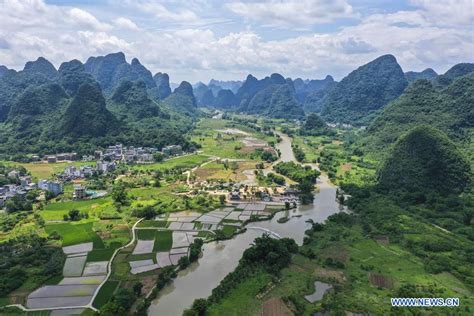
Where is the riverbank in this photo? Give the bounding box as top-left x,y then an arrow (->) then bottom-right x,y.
148,131 -> 344,315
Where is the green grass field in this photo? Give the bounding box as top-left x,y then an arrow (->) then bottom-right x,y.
3,161 -> 97,179
41,197 -> 113,221
153,230 -> 172,252
87,248 -> 117,262
206,272 -> 272,316
92,280 -> 119,309
131,154 -> 210,172
137,220 -> 169,228
190,118 -> 273,159
136,229 -> 157,240
45,221 -> 104,247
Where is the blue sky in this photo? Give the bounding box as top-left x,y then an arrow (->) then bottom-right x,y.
1,0 -> 473,83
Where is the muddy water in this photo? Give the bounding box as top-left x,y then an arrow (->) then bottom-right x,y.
275,132 -> 295,162
149,133 -> 342,316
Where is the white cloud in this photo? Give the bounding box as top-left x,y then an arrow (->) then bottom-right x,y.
68,8 -> 111,31
0,0 -> 472,82
410,0 -> 474,26
226,0 -> 355,28
114,17 -> 140,31
134,1 -> 199,23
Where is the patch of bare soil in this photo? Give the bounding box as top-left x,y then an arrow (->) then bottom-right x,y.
314,267 -> 346,283
262,297 -> 294,316
369,272 -> 394,289
340,163 -> 352,172
374,235 -> 390,245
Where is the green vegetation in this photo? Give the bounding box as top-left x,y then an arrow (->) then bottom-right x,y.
87,247 -> 118,262
131,154 -> 209,172
0,53 -> 196,157
364,73 -> 474,160
41,197 -> 112,221
0,234 -> 64,296
236,74 -> 304,119
184,236 -> 298,315
45,221 -> 103,247
300,113 -> 331,136
153,230 -> 173,252
378,126 -> 471,195
93,280 -> 119,309
136,229 -> 156,240
274,161 -> 320,183
321,54 -> 408,125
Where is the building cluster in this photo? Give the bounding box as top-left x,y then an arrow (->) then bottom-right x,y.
39,152 -> 78,163
226,185 -> 299,203
38,179 -> 63,196
0,172 -> 36,208
83,144 -> 183,162
59,161 -> 116,181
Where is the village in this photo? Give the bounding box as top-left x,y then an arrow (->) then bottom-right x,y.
0,144 -> 185,210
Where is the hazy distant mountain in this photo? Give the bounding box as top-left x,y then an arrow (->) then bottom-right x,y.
208,79 -> 242,93
84,52 -> 157,94
193,82 -> 214,106
321,54 -> 408,124
405,68 -> 437,83
232,73 -> 304,119
214,89 -> 238,108
153,72 -> 172,99
164,81 -> 198,115
293,75 -> 335,103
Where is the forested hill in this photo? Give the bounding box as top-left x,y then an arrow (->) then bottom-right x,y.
320,54 -> 408,125
378,126 -> 471,196
0,53 -> 198,157
362,72 -> 474,158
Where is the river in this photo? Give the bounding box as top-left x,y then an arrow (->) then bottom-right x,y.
148,133 -> 343,316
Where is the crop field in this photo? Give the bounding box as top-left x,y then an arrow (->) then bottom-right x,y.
153,230 -> 173,252
131,154 -> 210,172
92,280 -> 119,309
63,256 -> 87,277
194,160 -> 258,182
41,197 -> 113,221
190,118 -> 272,158
137,220 -> 169,228
292,135 -> 326,163
87,248 -> 117,262
7,161 -> 97,179
136,229 -> 157,240
45,222 -> 104,247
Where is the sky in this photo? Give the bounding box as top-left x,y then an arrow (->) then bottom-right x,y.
0,0 -> 473,83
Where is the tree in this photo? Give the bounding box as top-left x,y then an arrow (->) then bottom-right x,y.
153,153 -> 164,162
133,281 -> 143,296
298,180 -> 314,205
112,182 -> 128,205
178,256 -> 190,269
219,195 -> 226,205
189,239 -> 203,262
68,209 -> 80,221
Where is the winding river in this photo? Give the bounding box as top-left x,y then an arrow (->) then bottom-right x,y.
148,132 -> 343,316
